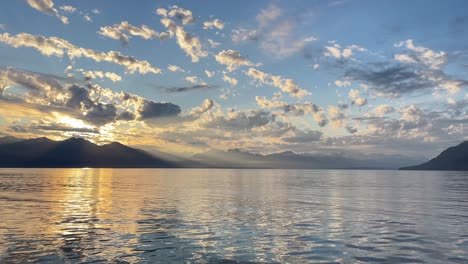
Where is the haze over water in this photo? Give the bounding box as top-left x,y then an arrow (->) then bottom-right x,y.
0,169 -> 467,263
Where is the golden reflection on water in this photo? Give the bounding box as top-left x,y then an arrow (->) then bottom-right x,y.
0,169 -> 467,263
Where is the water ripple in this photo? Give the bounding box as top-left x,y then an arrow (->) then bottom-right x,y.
0,169 -> 467,263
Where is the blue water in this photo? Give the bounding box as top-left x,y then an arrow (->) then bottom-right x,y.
0,169 -> 467,263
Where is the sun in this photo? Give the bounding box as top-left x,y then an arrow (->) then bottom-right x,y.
52,112 -> 95,130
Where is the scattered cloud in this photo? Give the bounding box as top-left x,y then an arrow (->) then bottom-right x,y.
246,68 -> 310,98
77,69 -> 122,82
205,109 -> 275,131
207,39 -> 221,48
59,5 -> 76,14
0,32 -> 161,74
203,19 -> 224,30
323,42 -> 366,59
185,75 -> 205,85
98,21 -> 160,45
84,14 -> 92,22
159,17 -> 207,62
373,104 -> 395,117
348,89 -> 367,106
167,64 -> 184,72
26,0 -> 69,24
335,80 -> 350,87
222,74 -> 238,86
167,5 -> 195,25
215,50 -> 254,72
205,70 -> 214,78
394,39 -> 447,70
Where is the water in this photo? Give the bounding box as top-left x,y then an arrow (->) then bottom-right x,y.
0,169 -> 467,263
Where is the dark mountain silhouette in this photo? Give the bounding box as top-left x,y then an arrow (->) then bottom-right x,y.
0,137 -> 175,168
400,141 -> 468,171
0,136 -> 429,169
192,149 -> 424,170
0,136 -> 22,144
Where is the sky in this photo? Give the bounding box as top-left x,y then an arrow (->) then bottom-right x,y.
0,0 -> 466,158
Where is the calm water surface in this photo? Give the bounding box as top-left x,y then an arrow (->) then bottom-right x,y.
0,169 -> 467,263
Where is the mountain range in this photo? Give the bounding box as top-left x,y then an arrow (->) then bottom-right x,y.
0,136 -> 464,170
191,149 -> 424,170
0,137 -> 174,168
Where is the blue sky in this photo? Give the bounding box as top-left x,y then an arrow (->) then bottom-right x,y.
0,0 -> 466,157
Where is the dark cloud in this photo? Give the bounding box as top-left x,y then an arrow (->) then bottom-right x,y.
138,101 -> 181,119
165,84 -> 217,93
345,64 -> 433,97
84,103 -> 118,126
345,126 -> 357,134
1,68 -> 184,127
66,85 -> 92,109
65,85 -> 118,125
117,111 -> 136,121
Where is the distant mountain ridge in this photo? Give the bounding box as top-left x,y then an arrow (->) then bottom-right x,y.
0,137 -> 175,168
400,141 -> 468,171
192,148 -> 424,170
0,136 -> 446,170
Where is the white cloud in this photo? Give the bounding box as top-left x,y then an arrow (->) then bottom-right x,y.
208,39 -> 221,48
348,89 -> 367,106
323,42 -> 366,59
447,98 -> 457,106
155,8 -> 167,17
255,96 -> 320,117
0,33 -> 161,74
203,19 -> 224,30
373,104 -> 395,117
222,74 -> 238,86
160,18 -> 207,62
78,69 -> 122,82
158,6 -> 195,25
185,76 -> 206,85
84,15 -> 92,22
205,70 -> 214,78
59,5 -> 76,14
26,0 -> 69,24
189,98 -> 215,116
98,21 -> 160,45
246,68 -> 310,98
335,80 -> 350,87
394,39 -> 447,70
168,65 -> 184,72
215,50 -> 254,72
313,64 -> 319,70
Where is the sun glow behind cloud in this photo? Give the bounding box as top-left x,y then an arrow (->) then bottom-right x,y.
57,115 -> 95,130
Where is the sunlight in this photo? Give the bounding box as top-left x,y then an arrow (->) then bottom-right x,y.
58,116 -> 95,130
